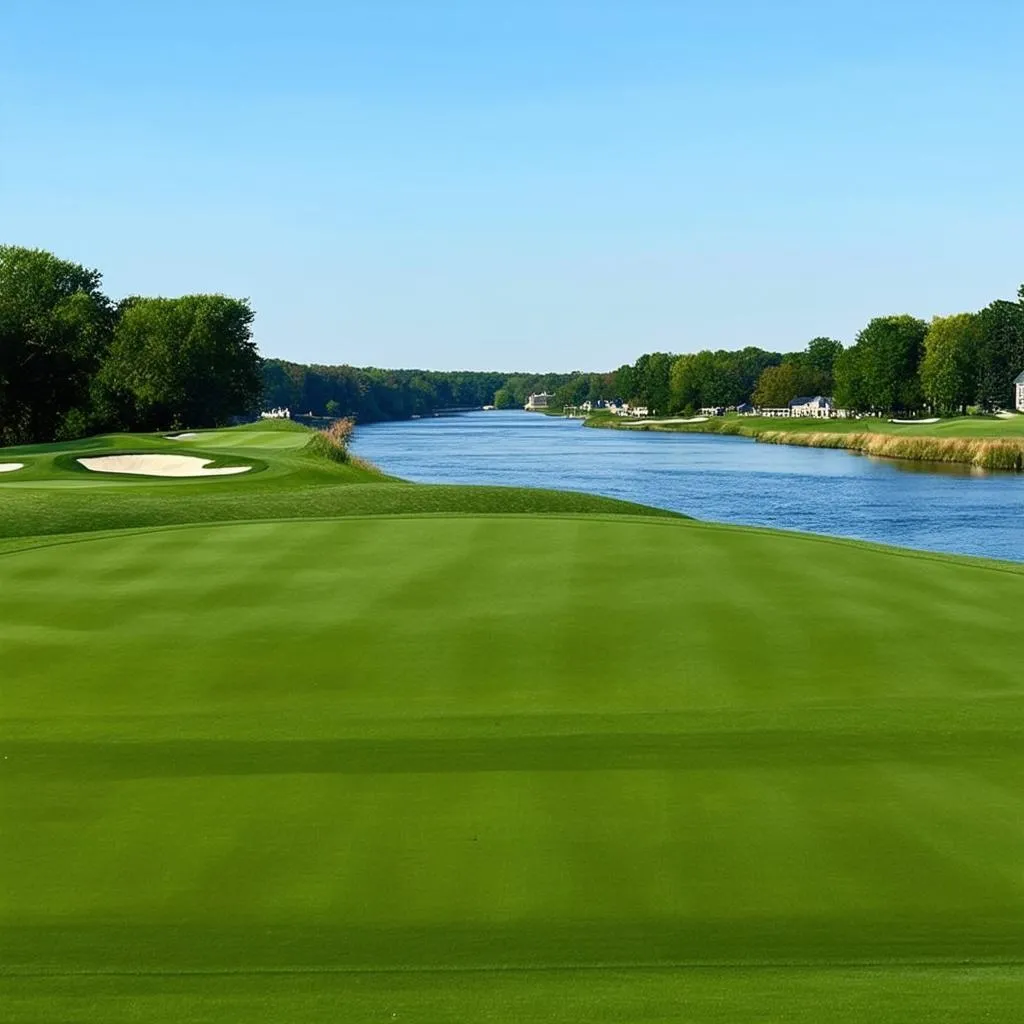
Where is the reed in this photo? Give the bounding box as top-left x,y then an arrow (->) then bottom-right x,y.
306,417 -> 356,463
756,430 -> 1024,470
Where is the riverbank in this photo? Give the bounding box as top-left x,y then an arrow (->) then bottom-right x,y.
585,412 -> 1024,471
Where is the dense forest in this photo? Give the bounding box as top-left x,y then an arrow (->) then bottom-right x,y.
267,286 -> 1024,423
4,245 -> 1023,446
261,360 -> 575,422
0,247 -> 262,445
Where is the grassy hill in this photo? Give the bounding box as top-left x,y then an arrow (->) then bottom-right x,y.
2,420 -> 1023,1022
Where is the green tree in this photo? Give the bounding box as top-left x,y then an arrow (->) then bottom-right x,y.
752,362 -> 802,407
633,352 -> 673,413
852,315 -> 928,412
612,363 -> 635,402
920,314 -> 980,414
0,246 -> 114,443
804,337 -> 844,393
975,289 -> 1024,410
96,295 -> 261,430
492,387 -> 516,409
833,346 -> 868,412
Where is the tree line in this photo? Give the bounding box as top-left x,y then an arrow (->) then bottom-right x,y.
567,286 -> 1024,416
0,246 -> 262,445
262,359 -> 577,422
5,245 -> 1022,446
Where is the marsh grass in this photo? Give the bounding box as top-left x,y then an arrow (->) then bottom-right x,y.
757,430 -> 1024,470
304,417 -> 356,463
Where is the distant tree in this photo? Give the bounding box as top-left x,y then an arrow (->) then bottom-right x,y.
612,363 -> 635,402
833,346 -> 868,412
324,399 -> 341,418
96,295 -> 261,430
853,315 -> 928,412
633,352 -> 673,413
803,337 -> 844,393
752,363 -> 802,407
975,288 -> 1024,410
0,246 -> 114,443
920,314 -> 981,414
669,354 -> 698,411
492,387 -> 516,409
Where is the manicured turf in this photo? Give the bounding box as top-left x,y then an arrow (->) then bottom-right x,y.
2,421 -> 1023,1020
0,420 -> 677,545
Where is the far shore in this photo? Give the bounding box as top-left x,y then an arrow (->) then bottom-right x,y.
582,411 -> 1024,472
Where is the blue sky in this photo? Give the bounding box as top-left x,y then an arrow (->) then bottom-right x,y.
2,1 -> 1022,371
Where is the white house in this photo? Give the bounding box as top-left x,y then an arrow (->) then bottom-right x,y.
525,392 -> 554,410
261,406 -> 291,420
699,406 -> 726,417
788,396 -> 834,418
1015,371 -> 1024,412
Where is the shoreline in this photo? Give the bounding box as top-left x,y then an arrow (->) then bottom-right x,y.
584,415 -> 1024,471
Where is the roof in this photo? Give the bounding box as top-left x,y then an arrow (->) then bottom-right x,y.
789,395 -> 832,407
1015,372 -> 1024,384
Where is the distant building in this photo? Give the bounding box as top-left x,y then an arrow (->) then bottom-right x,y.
759,407 -> 791,418
789,396 -> 834,418
736,402 -> 755,415
699,406 -> 726,417
525,392 -> 554,410
260,406 -> 291,419
1015,371 -> 1024,412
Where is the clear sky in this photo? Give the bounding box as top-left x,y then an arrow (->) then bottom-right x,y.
2,1 -> 1022,371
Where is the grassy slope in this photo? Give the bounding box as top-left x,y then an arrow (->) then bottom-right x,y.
2,421 -> 1023,1021
0,420 -> 677,547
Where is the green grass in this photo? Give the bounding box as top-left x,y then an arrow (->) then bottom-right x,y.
589,410 -> 1024,438
0,419 -> 677,545
2,420 -> 1023,1020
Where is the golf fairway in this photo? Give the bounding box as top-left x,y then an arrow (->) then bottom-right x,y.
3,514 -> 1024,1021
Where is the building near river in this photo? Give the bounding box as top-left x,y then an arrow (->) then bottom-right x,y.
525,392 -> 554,410
1015,371 -> 1024,412
789,396 -> 835,418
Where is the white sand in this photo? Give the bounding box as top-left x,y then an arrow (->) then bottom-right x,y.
165,432 -> 198,440
0,463 -> 24,473
889,417 -> 940,424
78,455 -> 251,478
621,415 -> 709,425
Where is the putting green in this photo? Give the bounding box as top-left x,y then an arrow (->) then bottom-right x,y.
3,514 -> 1024,1020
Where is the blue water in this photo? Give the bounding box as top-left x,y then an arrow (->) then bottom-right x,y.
352,410 -> 1024,562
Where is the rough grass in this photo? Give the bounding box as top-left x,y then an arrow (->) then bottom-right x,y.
756,429 -> 1024,470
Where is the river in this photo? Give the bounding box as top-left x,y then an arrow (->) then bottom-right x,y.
352,410 -> 1024,562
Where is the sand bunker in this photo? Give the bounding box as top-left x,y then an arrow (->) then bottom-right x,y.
78,455 -> 251,478
622,415 -> 708,425
165,432 -> 198,440
0,463 -> 24,473
890,417 -> 940,424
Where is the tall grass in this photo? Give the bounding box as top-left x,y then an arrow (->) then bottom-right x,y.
756,431 -> 1024,470
305,418 -> 355,463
